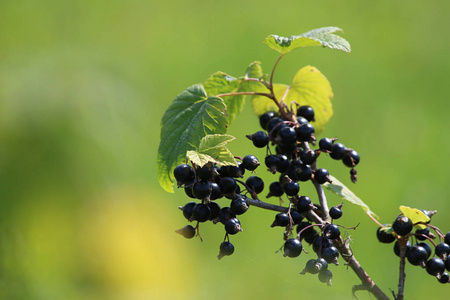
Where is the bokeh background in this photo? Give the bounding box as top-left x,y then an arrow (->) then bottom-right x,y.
1,1 -> 450,299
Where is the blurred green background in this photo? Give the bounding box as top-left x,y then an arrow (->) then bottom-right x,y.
1,0 -> 450,299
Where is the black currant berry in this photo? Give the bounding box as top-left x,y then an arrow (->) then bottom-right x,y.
394,240 -> 411,257
415,227 -> 430,241
297,105 -> 315,122
271,212 -> 290,227
266,117 -> 284,133
312,236 -> 333,254
283,181 -> 300,196
219,177 -> 237,194
210,182 -> 222,200
275,126 -> 297,146
220,164 -> 245,178
435,243 -> 450,260
224,218 -> 242,235
342,150 -> 360,168
184,186 -> 195,198
267,181 -> 284,198
295,164 -> 312,182
445,232 -> 450,245
175,225 -> 196,239
318,137 -> 333,151
259,111 -> 277,130
190,204 -> 211,222
329,143 -> 346,160
182,202 -> 197,220
438,272 -> 450,284
247,131 -> 269,148
196,164 -> 216,181
290,210 -> 304,225
296,116 -> 309,125
296,123 -> 315,142
276,154 -> 291,173
242,155 -> 260,171
426,258 -> 446,276
265,155 -> 280,174
376,226 -> 396,244
321,246 -> 339,265
329,205 -> 343,220
230,196 -> 249,215
218,207 -> 236,224
218,241 -> 235,260
283,238 -> 303,258
299,149 -> 316,165
417,242 -> 432,259
318,269 -> 333,286
173,164 -> 196,186
207,201 -> 221,220
314,168 -> 330,184
324,224 -> 341,240
406,245 -> 428,266
246,176 -> 264,194
296,195 -> 312,213
192,180 -> 212,200
392,216 -> 413,236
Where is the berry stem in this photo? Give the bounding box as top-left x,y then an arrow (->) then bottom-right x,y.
395,236 -> 408,300
216,91 -> 274,98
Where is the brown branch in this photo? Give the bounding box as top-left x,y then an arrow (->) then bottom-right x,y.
395,237 -> 408,300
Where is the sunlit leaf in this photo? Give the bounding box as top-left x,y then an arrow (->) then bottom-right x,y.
251,66 -> 333,134
324,175 -> 378,219
264,27 -> 351,54
399,206 -> 430,229
157,84 -> 228,193
186,134 -> 237,167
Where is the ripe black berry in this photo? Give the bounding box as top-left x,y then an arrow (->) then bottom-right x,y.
445,232 -> 450,245
276,126 -> 297,146
299,149 -> 316,165
283,181 -> 300,196
329,206 -> 343,220
283,238 -> 303,258
267,181 -> 284,198
438,272 -> 450,284
324,224 -> 341,240
415,227 -> 430,241
290,210 -> 304,224
296,195 -> 312,213
321,246 -> 339,265
218,241 -> 235,260
173,164 -> 195,186
246,176 -> 264,194
342,150 -> 360,168
426,258 -> 445,276
219,177 -> 237,194
208,201 -> 221,220
417,242 -> 432,259
297,105 -> 315,122
376,227 -> 396,244
295,164 -> 312,182
329,143 -> 346,160
312,236 -> 333,254
271,212 -> 290,227
242,155 -> 260,171
175,225 -> 196,239
276,154 -> 291,173
192,180 -> 212,200
392,216 -> 413,236
224,218 -> 242,235
182,202 -> 197,220
196,164 -> 216,181
210,182 -> 222,200
247,131 -> 269,148
220,164 -> 245,178
190,204 -> 211,222
218,207 -> 235,224
265,155 -> 279,174
184,186 -> 195,198
394,240 -> 411,257
406,245 -> 428,266
296,123 -> 315,142
296,116 -> 308,125
435,243 -> 450,259
318,137 -> 333,151
230,196 -> 249,215
266,117 -> 284,133
259,111 -> 277,130
314,168 -> 330,184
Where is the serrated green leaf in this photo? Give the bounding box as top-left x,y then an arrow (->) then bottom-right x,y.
157,84 -> 228,193
204,72 -> 243,123
324,175 -> 378,219
251,66 -> 333,134
240,61 -> 268,93
264,26 -> 351,54
187,134 -> 237,167
399,206 -> 430,229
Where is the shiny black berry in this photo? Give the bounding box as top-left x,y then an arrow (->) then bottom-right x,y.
173,164 -> 195,186
296,196 -> 312,213
290,210 -> 304,224
182,202 -> 197,220
318,137 -> 333,151
295,164 -> 312,182
230,196 -> 249,215
246,176 -> 264,194
415,227 -> 430,241
438,272 -> 450,284
219,177 -> 237,194
271,212 -> 290,227
312,236 -> 333,254
283,238 -> 303,258
192,180 -> 212,200
267,181 -> 284,198
329,143 -> 346,160
218,207 -> 236,224
392,216 -> 413,236
314,168 -> 330,184
210,182 -> 222,200
276,154 -> 291,173
329,206 -> 343,220
276,126 -> 297,146
297,105 -> 315,122
376,226 -> 396,244
218,241 -> 235,260
283,181 -> 300,196
242,155 -> 260,171
259,111 -> 277,130
265,155 -> 279,174
342,150 -> 360,168
321,246 -> 339,265
324,224 -> 341,240
296,123 -> 315,142
196,164 -> 216,181
247,131 -> 269,148
406,244 -> 428,266
426,258 -> 446,276
207,201 -> 221,220
224,218 -> 242,235
435,243 -> 450,259
394,240 -> 411,257
299,149 -> 316,165
417,242 -> 432,259
445,232 -> 450,245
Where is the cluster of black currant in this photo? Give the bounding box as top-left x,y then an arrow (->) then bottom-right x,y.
174,105 -> 360,285
377,212 -> 450,284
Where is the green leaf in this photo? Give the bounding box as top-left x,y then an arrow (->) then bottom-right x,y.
187,134 -> 237,167
324,175 -> 378,219
204,72 -> 243,123
399,206 -> 430,229
251,66 -> 333,134
240,61 -> 268,93
157,84 -> 228,193
264,26 -> 351,54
